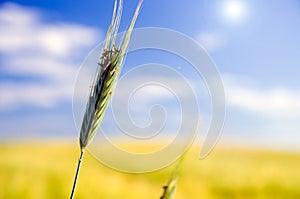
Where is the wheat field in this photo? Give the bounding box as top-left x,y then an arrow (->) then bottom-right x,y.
0,142 -> 300,199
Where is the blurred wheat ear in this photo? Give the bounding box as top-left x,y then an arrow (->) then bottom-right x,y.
70,0 -> 143,198
159,156 -> 185,199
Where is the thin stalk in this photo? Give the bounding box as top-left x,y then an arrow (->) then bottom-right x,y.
70,148 -> 85,199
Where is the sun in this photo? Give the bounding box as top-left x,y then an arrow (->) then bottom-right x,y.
222,0 -> 247,23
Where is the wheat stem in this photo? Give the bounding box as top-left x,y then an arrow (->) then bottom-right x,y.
70,148 -> 85,199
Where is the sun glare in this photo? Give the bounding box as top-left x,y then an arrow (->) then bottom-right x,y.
222,0 -> 247,23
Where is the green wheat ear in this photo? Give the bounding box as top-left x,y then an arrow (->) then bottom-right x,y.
70,0 -> 143,198
160,156 -> 185,199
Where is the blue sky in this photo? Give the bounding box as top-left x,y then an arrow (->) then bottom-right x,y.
0,0 -> 300,151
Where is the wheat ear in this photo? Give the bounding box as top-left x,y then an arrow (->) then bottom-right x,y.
159,156 -> 185,199
70,0 -> 143,198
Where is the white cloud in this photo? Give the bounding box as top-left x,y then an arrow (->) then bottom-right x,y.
195,32 -> 227,52
224,75 -> 300,117
0,3 -> 102,110
0,82 -> 71,109
37,24 -> 98,57
0,2 -> 37,26
136,84 -> 174,98
0,3 -> 99,57
110,75 -> 203,112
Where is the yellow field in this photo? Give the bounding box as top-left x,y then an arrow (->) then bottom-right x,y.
1,142 -> 300,199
